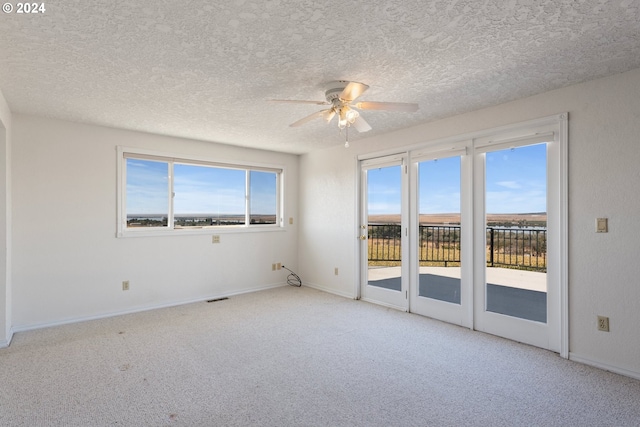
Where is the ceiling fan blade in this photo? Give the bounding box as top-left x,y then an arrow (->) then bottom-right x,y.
289,109 -> 330,127
323,109 -> 336,123
354,101 -> 419,112
352,115 -> 372,133
339,82 -> 369,102
269,99 -> 330,105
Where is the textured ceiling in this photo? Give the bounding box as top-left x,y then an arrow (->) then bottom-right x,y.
1,0 -> 639,154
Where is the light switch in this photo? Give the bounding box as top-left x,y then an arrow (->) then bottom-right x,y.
596,218 -> 608,233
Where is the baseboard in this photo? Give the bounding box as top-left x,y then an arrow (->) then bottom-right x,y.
0,327 -> 13,348
570,352 -> 640,380
303,282 -> 355,300
12,282 -> 287,334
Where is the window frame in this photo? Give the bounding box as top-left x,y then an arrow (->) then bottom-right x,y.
116,147 -> 284,237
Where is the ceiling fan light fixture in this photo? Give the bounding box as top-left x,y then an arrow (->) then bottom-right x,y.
338,107 -> 348,129
345,108 -> 359,124
338,106 -> 359,129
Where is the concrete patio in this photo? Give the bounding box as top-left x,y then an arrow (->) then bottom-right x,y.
367,266 -> 547,322
368,266 -> 546,292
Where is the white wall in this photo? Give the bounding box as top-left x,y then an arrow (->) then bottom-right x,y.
298,148 -> 357,299
12,115 -> 299,330
299,68 -> 640,378
0,89 -> 11,347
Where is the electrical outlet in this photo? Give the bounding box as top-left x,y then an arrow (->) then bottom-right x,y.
122,280 -> 130,291
212,235 -> 221,243
272,264 -> 276,271
334,267 -> 339,276
277,263 -> 282,270
597,315 -> 610,332
289,217 -> 294,225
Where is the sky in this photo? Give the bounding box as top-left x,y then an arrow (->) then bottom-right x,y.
126,159 -> 277,216
127,143 -> 546,217
485,143 -> 547,214
367,143 -> 547,215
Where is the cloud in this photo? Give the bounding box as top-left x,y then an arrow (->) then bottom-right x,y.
486,189 -> 546,213
496,181 -> 522,189
419,191 -> 461,214
368,201 -> 401,215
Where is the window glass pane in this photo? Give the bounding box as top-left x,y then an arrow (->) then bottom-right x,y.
418,156 -> 462,304
485,143 -> 547,322
126,158 -> 169,227
367,165 -> 402,291
174,164 -> 246,227
250,171 -> 277,225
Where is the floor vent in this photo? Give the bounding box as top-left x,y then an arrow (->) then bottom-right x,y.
206,297 -> 229,303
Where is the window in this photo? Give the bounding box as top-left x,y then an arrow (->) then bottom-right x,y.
173,163 -> 246,227
125,158 -> 169,227
249,170 -> 278,225
118,148 -> 283,236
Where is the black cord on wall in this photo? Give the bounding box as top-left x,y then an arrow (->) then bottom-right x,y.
281,265 -> 302,287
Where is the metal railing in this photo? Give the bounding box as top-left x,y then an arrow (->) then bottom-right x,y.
486,227 -> 546,271
368,224 -> 547,272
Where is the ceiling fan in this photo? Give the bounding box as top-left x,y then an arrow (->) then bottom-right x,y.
270,80 -> 419,146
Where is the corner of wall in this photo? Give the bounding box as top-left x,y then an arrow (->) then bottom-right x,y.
0,87 -> 12,347
0,327 -> 13,348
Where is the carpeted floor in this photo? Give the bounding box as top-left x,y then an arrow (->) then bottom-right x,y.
1,286 -> 639,426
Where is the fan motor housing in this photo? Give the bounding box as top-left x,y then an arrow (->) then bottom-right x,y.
324,80 -> 350,103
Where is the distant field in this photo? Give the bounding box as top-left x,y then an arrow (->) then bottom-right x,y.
369,213 -> 547,224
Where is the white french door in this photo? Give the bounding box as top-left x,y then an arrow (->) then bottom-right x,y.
357,115 -> 567,354
359,154 -> 408,311
409,145 -> 472,327
473,126 -> 564,353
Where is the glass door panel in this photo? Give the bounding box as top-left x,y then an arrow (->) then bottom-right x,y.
367,165 -> 402,291
484,143 -> 547,323
417,157 -> 462,305
360,157 -> 407,311
410,151 -> 470,327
